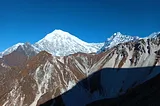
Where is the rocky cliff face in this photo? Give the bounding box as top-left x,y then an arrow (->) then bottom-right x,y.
1,35 -> 160,106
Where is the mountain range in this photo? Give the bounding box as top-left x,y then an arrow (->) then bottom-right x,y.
0,30 -> 104,57
0,29 -> 160,106
0,29 -> 141,57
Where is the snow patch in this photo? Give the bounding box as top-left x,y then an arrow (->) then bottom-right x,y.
67,80 -> 76,90
1,63 -> 8,68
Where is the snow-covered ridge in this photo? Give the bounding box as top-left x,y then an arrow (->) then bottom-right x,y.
98,32 -> 140,53
148,32 -> 160,38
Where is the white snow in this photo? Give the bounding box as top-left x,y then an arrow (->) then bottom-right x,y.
2,100 -> 9,106
67,80 -> 76,90
1,63 -> 8,68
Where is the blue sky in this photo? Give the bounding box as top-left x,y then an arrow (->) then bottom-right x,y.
0,0 -> 160,51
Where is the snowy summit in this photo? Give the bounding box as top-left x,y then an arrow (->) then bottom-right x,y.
34,29 -> 103,56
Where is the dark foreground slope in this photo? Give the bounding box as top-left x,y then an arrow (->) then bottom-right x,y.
87,72 -> 160,106
40,66 -> 160,106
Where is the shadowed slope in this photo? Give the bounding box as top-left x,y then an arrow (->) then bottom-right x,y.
40,66 -> 160,106
87,72 -> 160,106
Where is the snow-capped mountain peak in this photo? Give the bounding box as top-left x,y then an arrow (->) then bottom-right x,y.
107,32 -> 122,41
44,30 -> 70,41
0,29 -> 103,57
42,29 -> 89,46
0,43 -> 40,58
44,29 -> 84,43
0,43 -> 24,58
34,29 -> 103,56
98,32 -> 139,53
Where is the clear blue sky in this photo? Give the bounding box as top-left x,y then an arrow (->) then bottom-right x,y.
0,0 -> 160,51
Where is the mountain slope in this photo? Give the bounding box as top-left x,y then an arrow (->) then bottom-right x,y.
39,35 -> 160,106
34,29 -> 103,56
0,51 -> 104,106
41,66 -> 160,106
